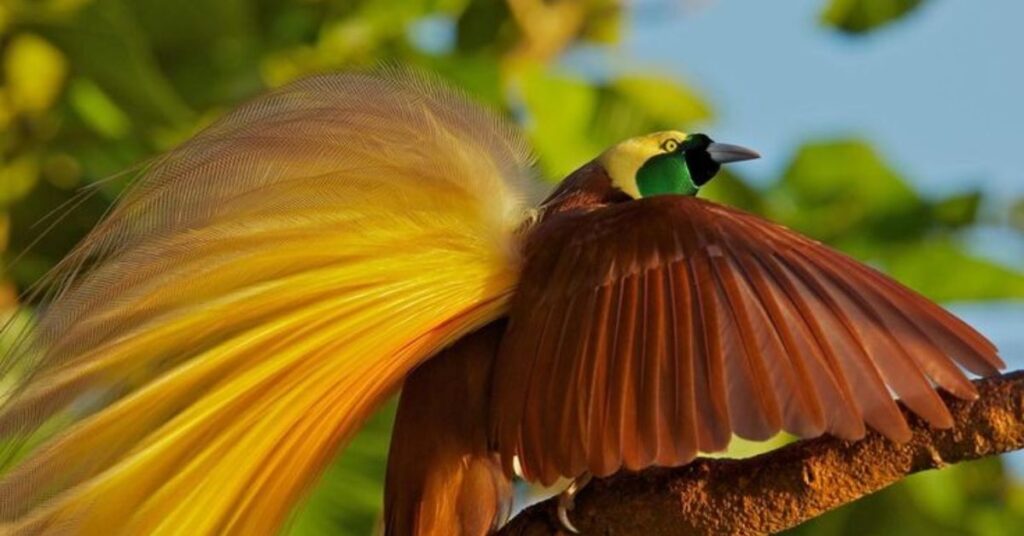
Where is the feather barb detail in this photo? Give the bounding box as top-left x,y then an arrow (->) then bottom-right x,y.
0,70 -> 532,535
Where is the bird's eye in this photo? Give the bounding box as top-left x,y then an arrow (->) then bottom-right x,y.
662,139 -> 680,152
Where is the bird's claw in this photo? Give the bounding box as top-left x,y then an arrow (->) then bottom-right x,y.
556,473 -> 592,534
557,496 -> 579,534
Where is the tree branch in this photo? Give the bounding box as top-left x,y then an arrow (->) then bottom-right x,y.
499,371 -> 1024,535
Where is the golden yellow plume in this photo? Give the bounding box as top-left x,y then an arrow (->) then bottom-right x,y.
0,71 -> 534,535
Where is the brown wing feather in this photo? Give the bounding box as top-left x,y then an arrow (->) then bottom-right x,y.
667,261 -> 700,462
490,195 -> 1003,483
385,322 -> 511,536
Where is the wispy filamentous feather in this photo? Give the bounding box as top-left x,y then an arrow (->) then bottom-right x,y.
0,69 -> 534,535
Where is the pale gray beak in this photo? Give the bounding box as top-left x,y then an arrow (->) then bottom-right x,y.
707,142 -> 761,164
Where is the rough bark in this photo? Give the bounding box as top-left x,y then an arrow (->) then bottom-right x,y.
498,371 -> 1024,535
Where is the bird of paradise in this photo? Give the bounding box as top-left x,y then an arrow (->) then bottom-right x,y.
0,70 -> 1002,536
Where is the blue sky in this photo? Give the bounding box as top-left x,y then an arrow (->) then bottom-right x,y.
619,0 -> 1023,201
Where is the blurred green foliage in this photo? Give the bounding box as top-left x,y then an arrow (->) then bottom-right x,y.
0,0 -> 1021,534
790,457 -> 1024,536
822,0 -> 925,34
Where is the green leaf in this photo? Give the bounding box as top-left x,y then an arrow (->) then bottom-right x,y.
519,70 -> 716,181
68,78 -> 132,139
699,170 -> 765,214
1010,198 -> 1024,234
610,75 -> 712,127
518,68 -> 602,179
455,0 -> 513,54
21,0 -> 195,129
718,432 -> 794,459
930,191 -> 982,229
127,0 -> 263,107
880,239 -> 1024,302
821,0 -> 925,35
423,53 -> 505,108
583,74 -> 713,152
786,458 -> 1023,536
768,139 -> 926,243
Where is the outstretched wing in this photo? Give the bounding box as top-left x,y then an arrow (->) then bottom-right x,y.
491,195 -> 1003,485
0,71 -> 532,535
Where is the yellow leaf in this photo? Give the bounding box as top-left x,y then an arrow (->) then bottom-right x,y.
68,78 -> 131,138
0,153 -> 40,206
4,34 -> 69,114
612,75 -> 713,126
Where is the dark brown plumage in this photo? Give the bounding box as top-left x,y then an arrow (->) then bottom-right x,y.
386,322 -> 511,536
385,158 -> 1003,531
490,164 -> 1001,485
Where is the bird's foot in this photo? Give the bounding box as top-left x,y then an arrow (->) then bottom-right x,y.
556,472 -> 592,534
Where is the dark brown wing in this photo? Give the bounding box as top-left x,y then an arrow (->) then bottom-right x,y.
490,195 -> 1003,486
385,322 -> 511,536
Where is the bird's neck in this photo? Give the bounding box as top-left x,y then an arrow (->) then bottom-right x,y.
538,161 -> 631,220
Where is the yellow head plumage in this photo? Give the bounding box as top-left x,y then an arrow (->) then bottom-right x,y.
597,130 -> 760,198
598,130 -> 689,198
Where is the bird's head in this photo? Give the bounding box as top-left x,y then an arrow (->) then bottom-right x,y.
598,131 -> 760,198
538,131 -> 760,217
